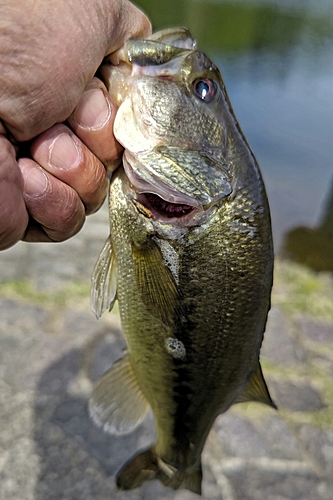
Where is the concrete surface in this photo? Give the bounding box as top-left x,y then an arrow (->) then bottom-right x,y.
1,202 -> 333,500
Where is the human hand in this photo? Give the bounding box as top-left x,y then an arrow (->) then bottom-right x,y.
0,0 -> 151,249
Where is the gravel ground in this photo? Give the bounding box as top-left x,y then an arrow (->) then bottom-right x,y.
1,202 -> 333,500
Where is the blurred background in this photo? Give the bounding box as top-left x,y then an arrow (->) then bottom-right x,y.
136,0 -> 333,268
1,1 -> 333,500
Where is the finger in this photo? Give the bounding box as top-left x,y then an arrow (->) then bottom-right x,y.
0,135 -> 28,250
18,158 -> 85,242
104,1 -> 152,55
67,77 -> 123,172
31,124 -> 109,215
121,1 -> 152,41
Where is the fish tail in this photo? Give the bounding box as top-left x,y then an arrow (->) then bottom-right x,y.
116,447 -> 202,495
116,448 -> 159,491
178,467 -> 202,495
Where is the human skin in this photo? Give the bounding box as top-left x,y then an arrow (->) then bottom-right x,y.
0,0 -> 151,249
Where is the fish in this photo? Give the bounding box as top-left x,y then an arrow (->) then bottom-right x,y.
89,27 -> 276,495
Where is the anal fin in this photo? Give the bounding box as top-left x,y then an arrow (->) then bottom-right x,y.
89,354 -> 149,435
236,362 -> 277,409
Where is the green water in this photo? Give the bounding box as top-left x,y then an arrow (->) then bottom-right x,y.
137,0 -> 332,57
135,0 -> 333,269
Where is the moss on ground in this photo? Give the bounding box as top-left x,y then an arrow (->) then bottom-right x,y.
273,259 -> 333,324
0,279 -> 91,307
235,259 -> 333,428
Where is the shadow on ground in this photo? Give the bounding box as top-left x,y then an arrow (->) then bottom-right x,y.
32,326 -> 221,500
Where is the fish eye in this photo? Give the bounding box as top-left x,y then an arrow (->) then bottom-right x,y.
192,78 -> 216,102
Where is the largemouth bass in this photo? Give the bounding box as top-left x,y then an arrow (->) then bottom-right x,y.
90,28 -> 275,495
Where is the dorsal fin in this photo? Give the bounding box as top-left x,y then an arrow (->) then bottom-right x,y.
236,362 -> 277,409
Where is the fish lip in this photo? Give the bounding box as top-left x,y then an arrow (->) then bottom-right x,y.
123,153 -> 201,209
122,155 -> 206,225
108,38 -> 194,82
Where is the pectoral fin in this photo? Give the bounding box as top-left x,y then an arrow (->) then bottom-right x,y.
132,240 -> 186,327
90,235 -> 117,319
89,354 -> 149,435
236,362 -> 277,409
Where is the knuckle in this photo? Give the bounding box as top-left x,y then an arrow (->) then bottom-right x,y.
0,197 -> 28,249
0,136 -> 17,171
82,162 -> 108,214
45,190 -> 85,242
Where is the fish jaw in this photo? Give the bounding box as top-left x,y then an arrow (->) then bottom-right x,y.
110,27 -> 196,67
122,154 -> 228,229
123,153 -> 201,207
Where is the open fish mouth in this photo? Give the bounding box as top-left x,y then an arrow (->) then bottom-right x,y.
123,154 -> 202,222
136,192 -> 195,219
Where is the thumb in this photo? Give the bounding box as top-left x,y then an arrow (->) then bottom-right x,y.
103,1 -> 152,55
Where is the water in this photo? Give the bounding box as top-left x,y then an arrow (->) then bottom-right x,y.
135,0 -> 333,264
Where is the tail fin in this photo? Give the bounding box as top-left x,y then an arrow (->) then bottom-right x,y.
116,447 -> 202,495
116,448 -> 159,491
179,467 -> 202,495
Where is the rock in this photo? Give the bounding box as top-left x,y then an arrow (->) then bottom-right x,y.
270,381 -> 326,412
262,307 -> 308,366
295,316 -> 333,343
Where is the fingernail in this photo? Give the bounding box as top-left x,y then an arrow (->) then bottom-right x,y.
72,89 -> 111,130
23,164 -> 49,198
49,133 -> 80,170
